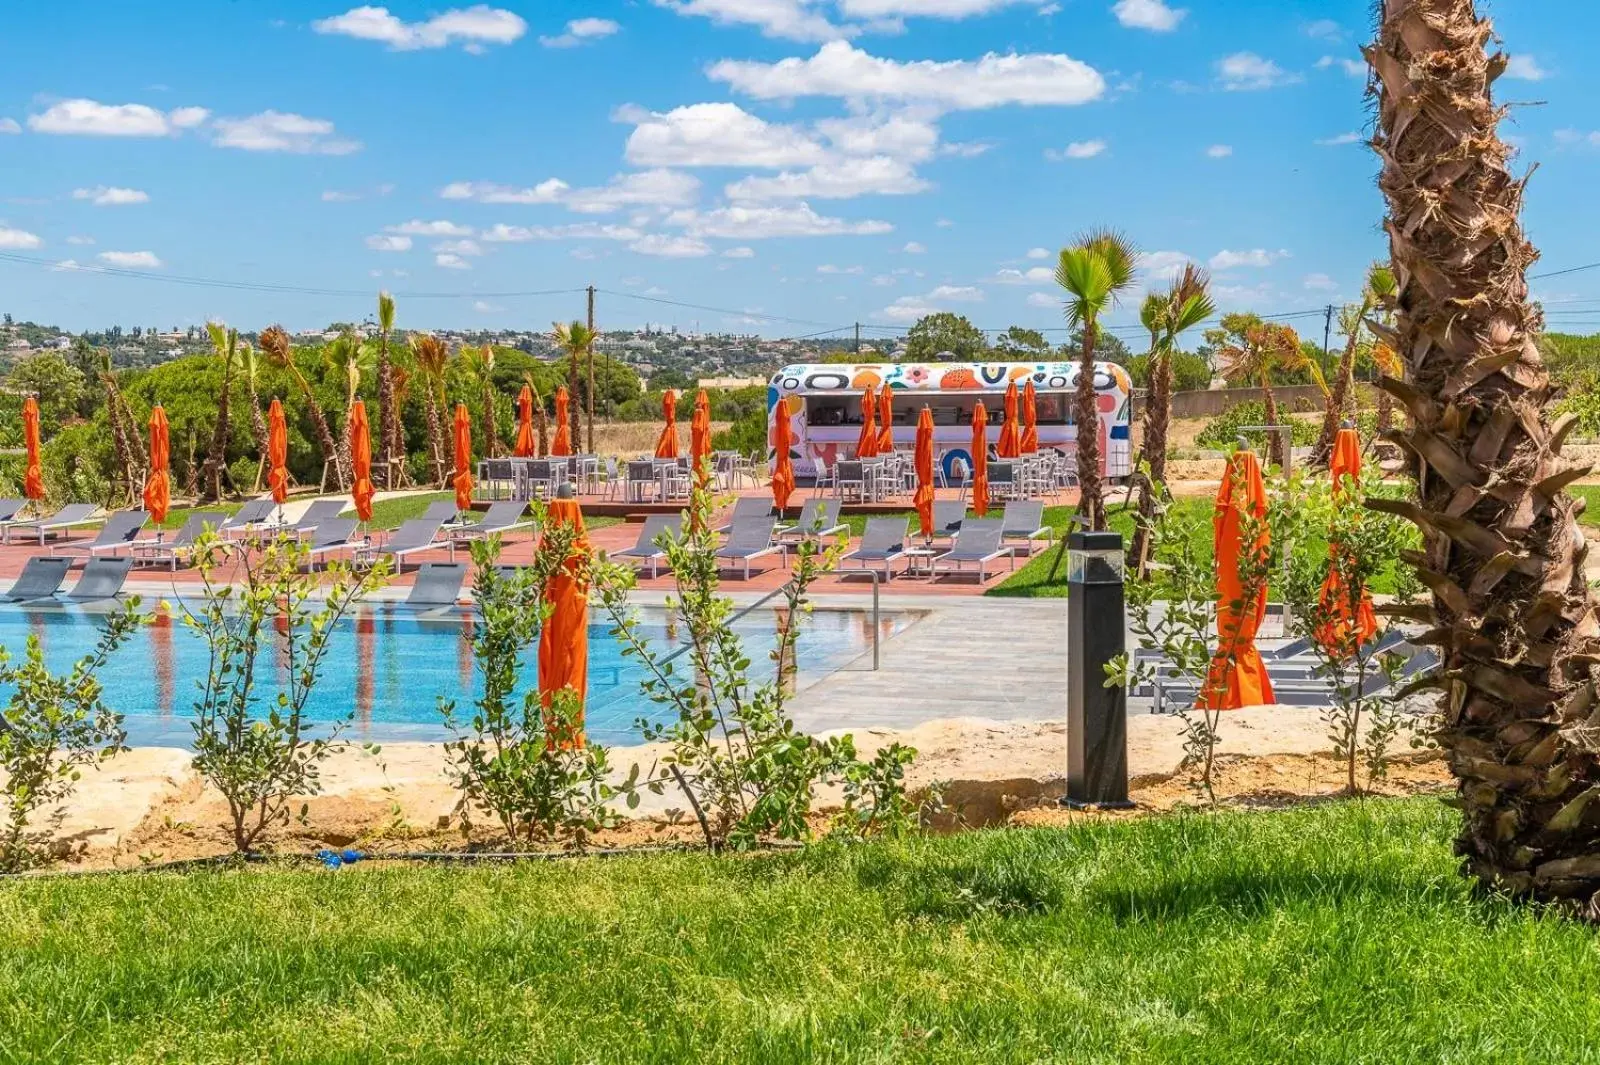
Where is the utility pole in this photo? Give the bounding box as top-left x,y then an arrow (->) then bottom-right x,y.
854,321 -> 861,355
586,285 -> 596,454
1322,304 -> 1335,379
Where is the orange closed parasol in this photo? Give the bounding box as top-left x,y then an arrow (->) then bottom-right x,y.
21,396 -> 44,503
267,398 -> 290,506
771,398 -> 796,513
539,488 -> 591,748
452,401 -> 473,514
514,385 -> 536,457
996,381 -> 1022,459
970,401 -> 990,517
691,389 -> 712,491
551,387 -> 573,457
1021,380 -> 1039,454
654,389 -> 680,460
1315,426 -> 1378,656
855,384 -> 879,459
143,404 -> 171,523
1200,447 -> 1275,709
877,387 -> 895,452
349,399 -> 374,523
914,406 -> 935,538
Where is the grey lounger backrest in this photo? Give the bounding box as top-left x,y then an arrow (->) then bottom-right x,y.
292,500 -> 346,530
39,504 -> 99,528
859,517 -> 909,556
309,518 -> 359,550
66,558 -> 133,600
723,497 -> 770,526
4,556 -> 72,601
422,501 -> 459,523
223,499 -> 276,528
794,497 -> 840,532
176,511 -> 226,546
0,499 -> 26,523
1001,501 -> 1044,536
949,519 -> 1004,558
93,510 -> 148,546
624,515 -> 681,554
384,519 -> 443,554
932,501 -> 966,536
478,501 -> 529,531
722,517 -> 776,553
407,562 -> 469,606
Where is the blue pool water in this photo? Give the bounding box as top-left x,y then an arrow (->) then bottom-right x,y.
0,603 -> 913,747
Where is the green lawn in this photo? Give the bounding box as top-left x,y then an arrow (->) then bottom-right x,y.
5,798 -> 1600,1062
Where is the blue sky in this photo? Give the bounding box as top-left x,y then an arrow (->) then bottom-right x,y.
2,0 -> 1596,341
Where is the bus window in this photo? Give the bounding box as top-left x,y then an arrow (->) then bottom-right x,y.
1036,392 -> 1069,425
808,399 -> 848,427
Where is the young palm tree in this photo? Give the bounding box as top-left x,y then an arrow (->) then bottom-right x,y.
375,291 -> 399,487
410,334 -> 450,485
553,321 -> 594,452
1056,230 -> 1138,530
238,340 -> 269,491
260,325 -> 347,491
1310,264 -> 1398,467
1369,0 -> 1600,908
473,344 -> 499,459
198,322 -> 238,502
528,375 -> 549,458
324,330 -> 372,483
98,350 -> 143,504
1215,316 -> 1322,470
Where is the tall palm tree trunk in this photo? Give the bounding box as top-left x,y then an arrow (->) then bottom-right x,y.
1369,0 -> 1600,909
587,351 -> 596,454
199,357 -> 235,502
1073,324 -> 1105,530
423,387 -> 446,486
482,386 -> 497,460
567,357 -> 582,452
1311,328 -> 1362,468
377,344 -> 395,489
1129,350 -> 1174,574
1260,382 -> 1285,470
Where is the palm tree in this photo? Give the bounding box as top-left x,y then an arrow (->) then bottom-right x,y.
1055,230 -> 1139,530
324,330 -> 372,482
1310,264 -> 1398,467
260,325 -> 347,491
1368,1 -> 1600,906
472,344 -> 498,459
198,322 -> 238,502
98,350 -> 143,505
410,334 -> 450,485
527,374 -> 549,457
375,291 -> 400,487
1215,315 -> 1323,470
238,339 -> 269,491
553,321 -> 594,452
1129,265 -> 1215,575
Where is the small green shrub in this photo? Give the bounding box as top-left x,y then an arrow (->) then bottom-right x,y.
1196,402 -> 1318,451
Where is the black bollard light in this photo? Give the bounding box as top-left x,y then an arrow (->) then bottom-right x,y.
1064,529 -> 1133,809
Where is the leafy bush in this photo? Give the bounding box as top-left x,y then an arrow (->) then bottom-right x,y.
1128,351 -> 1213,393
1196,402 -> 1318,451
712,406 -> 767,457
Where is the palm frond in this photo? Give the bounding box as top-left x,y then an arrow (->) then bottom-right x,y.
377,291 -> 396,334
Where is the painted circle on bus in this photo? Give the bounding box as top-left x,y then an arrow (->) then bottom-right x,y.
802,371 -> 851,392
941,449 -> 972,483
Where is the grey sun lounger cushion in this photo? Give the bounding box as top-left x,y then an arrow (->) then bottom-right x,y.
931,501 -> 967,539
714,496 -> 772,534
936,519 -> 1011,582
776,498 -> 848,541
50,510 -> 148,557
841,517 -> 909,578
304,519 -> 361,558
371,520 -> 445,571
716,517 -> 784,579
221,499 -> 280,532
423,501 -> 463,523
4,504 -> 100,545
454,501 -> 532,537
1000,502 -> 1052,552
406,562 -> 470,606
3,557 -> 73,602
287,500 -> 347,533
614,515 -> 683,577
134,511 -> 227,569
0,499 -> 27,524
65,558 -> 133,601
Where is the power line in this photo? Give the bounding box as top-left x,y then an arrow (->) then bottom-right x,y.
1531,261 -> 1600,281
594,288 -> 843,329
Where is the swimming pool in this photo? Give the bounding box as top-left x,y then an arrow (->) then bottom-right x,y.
0,602 -> 915,747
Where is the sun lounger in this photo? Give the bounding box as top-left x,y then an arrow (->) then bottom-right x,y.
715,497 -> 772,535
219,499 -> 282,538
3,504 -> 100,545
369,518 -> 445,572
715,517 -> 785,580
446,501 -> 534,560
999,501 -> 1053,555
1149,646 -> 1439,714
49,510 -> 148,559
406,562 -> 470,607
2,557 -> 73,602
422,500 -> 467,526
934,519 -> 1011,583
613,515 -> 682,578
302,518 -> 362,566
0,499 -> 28,526
132,511 -> 227,571
64,558 -> 133,601
283,500 -> 347,536
839,517 -> 909,580
930,501 -> 967,541
776,498 -> 848,542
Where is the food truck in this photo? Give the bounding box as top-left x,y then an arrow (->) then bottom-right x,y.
768,361 -> 1133,482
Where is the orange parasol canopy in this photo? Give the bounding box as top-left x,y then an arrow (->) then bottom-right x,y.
21,396 -> 44,502
514,385 -> 536,458
1021,380 -> 1039,454
996,381 -> 1022,459
1315,426 -> 1378,656
856,384 -> 879,459
654,389 -> 680,460
877,387 -> 895,453
551,387 -> 573,457
771,397 -> 796,513
970,401 -> 990,517
452,401 -> 473,513
914,406 -> 935,538
349,398 -> 375,523
267,398 -> 290,505
143,404 -> 171,523
539,490 -> 591,749
690,389 -> 712,490
1200,448 -> 1275,710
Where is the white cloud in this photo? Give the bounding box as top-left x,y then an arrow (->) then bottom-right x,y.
387,219 -> 474,237
667,203 -> 892,239
936,217 -> 954,227
816,263 -> 864,274
0,226 -> 43,250
1206,144 -> 1233,158
72,186 -> 149,206
212,111 -> 360,154
1303,19 -> 1343,41
902,240 -> 926,253
993,266 -> 1053,285
50,259 -> 99,273
567,170 -> 702,213
1209,248 -> 1287,270
1315,131 -> 1362,146
28,99 -> 209,137
1026,291 -> 1058,308
871,274 -> 896,286
1506,55 -> 1548,81
434,238 -> 483,256
322,190 -> 363,202
709,41 -> 1105,110
623,102 -> 826,168
1111,0 -> 1185,32
1217,52 -> 1298,91
366,234 -> 413,251
65,235 -> 95,246
1046,138 -> 1106,160
726,156 -> 928,201
312,5 -> 527,51
0,119 -> 19,135
97,250 -> 161,268
441,178 -> 568,204
1303,273 -> 1338,292
879,284 -> 984,323
435,252 -> 471,270
1139,250 -> 1193,280
838,0 -> 1034,16
480,222 -> 644,243
816,111 -> 942,161
1026,247 -> 1051,260
1314,55 -> 1366,77
473,300 -> 502,312
652,0 -> 855,43
631,234 -> 713,258
540,17 -> 620,47
723,246 -> 756,258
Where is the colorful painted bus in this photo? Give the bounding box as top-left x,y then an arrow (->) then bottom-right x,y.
768,361 -> 1133,483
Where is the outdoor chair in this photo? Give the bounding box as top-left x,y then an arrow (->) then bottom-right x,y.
447,501 -> 534,560
999,501 -> 1053,556
839,517 -> 909,581
406,562 -> 470,607
810,457 -> 836,498
283,500 -> 347,537
219,499 -> 282,538
303,518 -> 361,567
48,510 -> 148,560
0,499 -> 28,526
930,501 -> 967,542
480,459 -> 516,501
2,503 -> 100,545
2,557 -> 72,602
625,460 -> 658,504
132,511 -> 227,571
370,518 -> 445,572
612,515 -> 682,578
422,501 -> 465,526
715,517 -> 785,580
834,460 -> 867,504
64,557 -> 134,601
776,498 -> 847,542
714,496 -> 772,534
988,462 -> 1018,502
934,519 -> 1012,583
